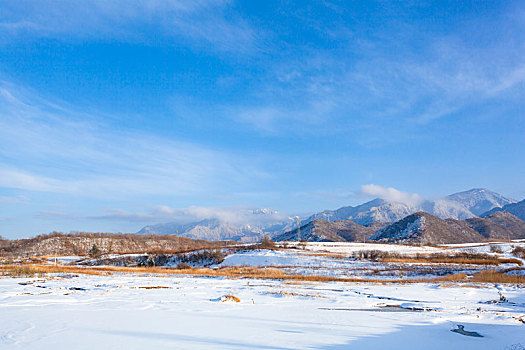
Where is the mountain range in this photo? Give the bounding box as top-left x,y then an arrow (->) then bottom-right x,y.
481,199 -> 525,221
305,188 -> 515,225
138,209 -> 292,243
368,211 -> 525,244
138,188 -> 522,243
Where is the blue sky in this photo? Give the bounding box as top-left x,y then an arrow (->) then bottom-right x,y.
1,1 -> 524,238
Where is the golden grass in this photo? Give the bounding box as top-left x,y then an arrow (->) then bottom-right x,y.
0,264 -> 110,276
383,256 -> 522,266
470,270 -> 525,284
0,265 -> 38,277
2,263 -> 524,285
222,294 -> 241,302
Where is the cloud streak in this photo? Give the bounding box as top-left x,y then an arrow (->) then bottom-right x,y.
0,0 -> 260,53
47,205 -> 292,227
0,82 -> 267,199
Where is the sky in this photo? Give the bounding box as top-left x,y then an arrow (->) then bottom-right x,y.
1,1 -> 524,238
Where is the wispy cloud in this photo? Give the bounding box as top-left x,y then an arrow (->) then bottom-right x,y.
0,0 -> 260,53
57,205 -> 292,226
0,82 -> 268,199
224,5 -> 525,137
0,195 -> 30,205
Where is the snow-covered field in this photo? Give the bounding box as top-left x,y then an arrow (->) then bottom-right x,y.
1,272 -> 524,350
2,241 -> 524,349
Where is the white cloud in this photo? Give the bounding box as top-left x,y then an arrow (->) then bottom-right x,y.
360,184 -> 423,205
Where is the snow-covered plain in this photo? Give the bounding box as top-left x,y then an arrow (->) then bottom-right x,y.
1,272 -> 524,350
2,241 -> 525,349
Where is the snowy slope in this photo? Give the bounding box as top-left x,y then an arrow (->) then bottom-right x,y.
446,188 -> 516,216
306,188 -> 515,226
138,209 -> 293,242
482,199 -> 525,221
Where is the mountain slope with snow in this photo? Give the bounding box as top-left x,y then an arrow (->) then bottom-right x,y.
274,219 -> 374,242
138,209 -> 292,242
481,199 -> 525,221
368,212 -> 484,244
445,188 -> 516,216
306,188 -> 515,226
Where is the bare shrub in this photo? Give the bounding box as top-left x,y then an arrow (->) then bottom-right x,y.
512,246 -> 525,259
177,249 -> 226,266
384,252 -> 522,266
258,236 -> 276,250
351,250 -> 399,262
88,244 -> 101,257
176,262 -> 191,269
490,244 -> 503,254
0,265 -> 37,277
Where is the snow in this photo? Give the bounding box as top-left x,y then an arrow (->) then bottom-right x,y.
283,241 -> 442,254
0,273 -> 523,349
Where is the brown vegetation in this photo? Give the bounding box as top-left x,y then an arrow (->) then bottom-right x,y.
347,250 -> 523,266
382,253 -> 522,266
2,263 -> 524,285
0,231 -> 234,258
257,236 -> 277,250
221,295 -> 241,302
511,246 -> 525,259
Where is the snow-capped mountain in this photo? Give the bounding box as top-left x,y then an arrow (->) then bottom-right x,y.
445,188 -> 516,216
481,199 -> 525,221
306,188 -> 516,226
138,189 -> 517,242
138,208 -> 293,242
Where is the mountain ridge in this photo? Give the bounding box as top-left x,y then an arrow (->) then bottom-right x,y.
138,189 -> 519,242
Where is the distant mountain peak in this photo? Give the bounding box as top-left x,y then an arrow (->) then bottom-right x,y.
305,188 -> 515,227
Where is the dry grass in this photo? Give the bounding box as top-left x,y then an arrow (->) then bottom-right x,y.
2,263 -> 524,285
470,270 -> 525,284
383,254 -> 522,266
221,294 -> 241,302
0,265 -> 38,277
0,264 -> 110,276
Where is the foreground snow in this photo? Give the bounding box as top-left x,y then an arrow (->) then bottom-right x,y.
0,273 -> 524,349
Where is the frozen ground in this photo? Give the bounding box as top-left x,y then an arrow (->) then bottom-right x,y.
0,273 -> 524,350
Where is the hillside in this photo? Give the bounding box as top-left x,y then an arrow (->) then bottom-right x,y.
368,212 -> 484,244
465,211 -> 525,240
274,219 -> 374,242
0,232 -> 233,258
482,199 -> 525,221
